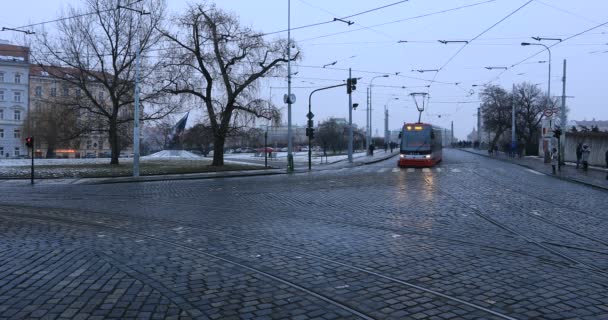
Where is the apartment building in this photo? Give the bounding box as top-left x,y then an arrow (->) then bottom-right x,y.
0,41 -> 29,158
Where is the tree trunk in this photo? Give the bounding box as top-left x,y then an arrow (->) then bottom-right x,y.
212,135 -> 225,166
109,119 -> 120,165
46,146 -> 56,159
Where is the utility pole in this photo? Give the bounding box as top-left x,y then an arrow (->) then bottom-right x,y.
384,106 -> 389,146
560,59 -> 567,166
348,68 -> 353,162
286,0 -> 294,173
511,83 -> 516,154
366,87 -> 370,154
451,121 -> 454,146
477,107 -> 481,147
133,37 -> 141,177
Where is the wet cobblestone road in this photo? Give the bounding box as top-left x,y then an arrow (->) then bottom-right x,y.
1,149 -> 607,319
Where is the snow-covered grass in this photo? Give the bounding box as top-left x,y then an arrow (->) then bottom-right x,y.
0,158 -> 263,179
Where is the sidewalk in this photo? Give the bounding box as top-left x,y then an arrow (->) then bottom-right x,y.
461,148 -> 608,191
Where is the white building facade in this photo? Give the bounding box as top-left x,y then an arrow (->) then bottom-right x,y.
0,41 -> 29,158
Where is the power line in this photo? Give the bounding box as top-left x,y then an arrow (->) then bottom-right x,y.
297,0 -> 498,43
486,17 -> 608,85
261,0 -> 409,37
432,0 -> 534,82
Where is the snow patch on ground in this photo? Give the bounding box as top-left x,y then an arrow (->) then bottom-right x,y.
142,150 -> 202,159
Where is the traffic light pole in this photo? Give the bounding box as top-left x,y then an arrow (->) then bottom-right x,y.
30,148 -> 34,185
348,68 -> 353,163
307,83 -> 347,171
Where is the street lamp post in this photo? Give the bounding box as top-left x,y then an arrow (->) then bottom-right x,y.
286,0 -> 294,173
118,4 -> 150,177
384,97 -> 399,148
369,75 -> 389,154
521,42 -> 552,162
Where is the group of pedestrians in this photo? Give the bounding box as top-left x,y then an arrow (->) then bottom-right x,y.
571,142 -> 608,180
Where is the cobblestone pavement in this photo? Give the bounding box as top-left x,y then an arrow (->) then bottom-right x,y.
1,148 -> 607,319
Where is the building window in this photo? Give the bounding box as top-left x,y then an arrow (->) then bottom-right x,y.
0,73 -> 4,82
14,92 -> 21,102
14,74 -> 21,84
0,147 -> 3,156
0,109 -> 3,120
75,89 -> 81,97
0,90 -> 4,101
62,87 -> 69,97
14,147 -> 19,157
35,102 -> 41,112
35,86 -> 42,97
86,140 -> 92,149
14,129 -> 20,139
0,129 -> 3,138
98,91 -> 104,101
14,110 -> 20,121
50,88 -> 56,97
98,140 -> 104,150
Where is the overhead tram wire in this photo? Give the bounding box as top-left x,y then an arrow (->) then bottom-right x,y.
295,65 -> 457,85
260,0 -> 409,37
295,0 -> 398,41
428,0 -> 534,90
298,0 -> 498,43
486,17 -> 608,86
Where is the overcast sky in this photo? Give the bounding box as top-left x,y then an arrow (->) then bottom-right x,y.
2,0 -> 607,139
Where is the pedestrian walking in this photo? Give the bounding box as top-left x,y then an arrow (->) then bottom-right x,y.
605,148 -> 608,180
581,144 -> 591,171
370,144 -> 375,156
576,142 -> 583,169
551,148 -> 558,174
384,143 -> 388,153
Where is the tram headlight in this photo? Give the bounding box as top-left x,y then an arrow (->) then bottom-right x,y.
400,154 -> 405,158
425,155 -> 431,159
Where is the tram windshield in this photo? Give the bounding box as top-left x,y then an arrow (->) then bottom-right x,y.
401,130 -> 430,151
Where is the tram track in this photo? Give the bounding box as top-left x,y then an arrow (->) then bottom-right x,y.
0,208 -> 518,320
423,175 -> 608,277
469,169 -> 608,246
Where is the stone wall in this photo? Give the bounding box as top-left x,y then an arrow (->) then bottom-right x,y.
564,132 -> 608,166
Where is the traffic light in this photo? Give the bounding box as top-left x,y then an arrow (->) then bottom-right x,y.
25,136 -> 34,148
346,78 -> 357,94
553,128 -> 562,139
306,127 -> 315,139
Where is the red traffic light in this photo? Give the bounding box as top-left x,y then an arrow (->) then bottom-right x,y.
25,136 -> 34,148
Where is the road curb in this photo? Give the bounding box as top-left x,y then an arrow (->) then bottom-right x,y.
460,149 -> 608,192
76,170 -> 286,185
360,153 -> 399,165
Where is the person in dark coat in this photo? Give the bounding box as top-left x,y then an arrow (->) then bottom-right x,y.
581,144 -> 591,171
576,142 -> 583,169
605,148 -> 608,180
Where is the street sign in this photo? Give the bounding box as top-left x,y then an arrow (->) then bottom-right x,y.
283,93 -> 296,104
543,109 -> 553,117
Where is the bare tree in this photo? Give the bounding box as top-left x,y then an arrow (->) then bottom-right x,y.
480,85 -> 512,147
24,100 -> 82,158
514,82 -> 548,155
160,2 -> 298,166
34,0 -> 180,165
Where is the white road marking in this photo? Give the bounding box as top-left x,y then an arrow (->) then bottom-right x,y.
378,168 -> 388,173
531,210 -> 542,216
526,169 -> 544,176
392,168 -> 400,173
422,168 -> 431,173
335,285 -> 350,289
451,168 -> 461,173
407,168 -> 415,173
392,234 -> 401,238
436,168 -> 442,172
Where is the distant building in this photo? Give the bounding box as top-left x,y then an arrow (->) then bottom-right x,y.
29,65 -> 134,158
0,40 -> 29,158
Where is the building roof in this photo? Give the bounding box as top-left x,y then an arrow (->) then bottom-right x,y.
0,43 -> 29,63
